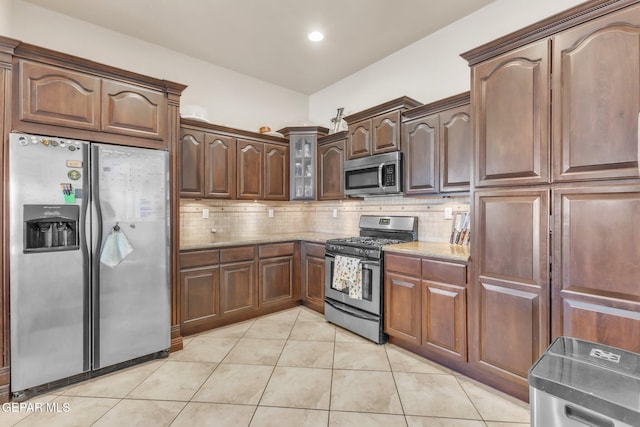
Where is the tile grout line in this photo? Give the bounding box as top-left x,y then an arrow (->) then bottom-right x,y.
249,307 -> 300,425
383,344 -> 409,426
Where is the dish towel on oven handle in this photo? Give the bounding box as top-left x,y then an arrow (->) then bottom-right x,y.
332,255 -> 363,300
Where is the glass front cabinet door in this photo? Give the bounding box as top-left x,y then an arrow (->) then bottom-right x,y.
281,127 -> 328,201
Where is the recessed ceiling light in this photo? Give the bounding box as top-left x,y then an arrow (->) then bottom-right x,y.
308,31 -> 324,42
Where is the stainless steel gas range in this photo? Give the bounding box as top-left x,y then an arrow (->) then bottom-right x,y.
324,215 -> 418,344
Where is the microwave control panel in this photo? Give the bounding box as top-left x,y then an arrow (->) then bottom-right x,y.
384,164 -> 396,186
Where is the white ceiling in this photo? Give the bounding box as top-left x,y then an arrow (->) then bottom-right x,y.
24,0 -> 495,94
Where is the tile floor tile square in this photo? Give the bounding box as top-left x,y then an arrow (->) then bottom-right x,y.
331,369 -> 403,414
277,340 -> 334,368
192,364 -> 273,405
289,321 -> 335,342
222,338 -> 286,365
170,402 -> 256,427
250,406 -> 328,427
334,328 -> 370,343
297,307 -> 325,322
394,372 -> 480,419
333,342 -> 390,371
386,344 -> 451,374
93,399 -> 185,427
198,320 -> 254,338
458,377 -> 530,423
169,336 -> 238,363
329,411 -> 407,426
127,361 -> 216,401
406,416 -> 487,427
260,366 -> 332,409
243,319 -> 294,339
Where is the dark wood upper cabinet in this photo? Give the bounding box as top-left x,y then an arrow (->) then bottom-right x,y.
237,139 -> 264,200
16,59 -> 170,146
318,132 -> 347,200
472,188 -> 550,397
440,104 -> 471,192
347,119 -> 371,160
101,79 -> 166,141
403,113 -> 439,195
204,133 -> 236,199
552,7 -> 640,182
263,143 -> 289,201
552,184 -> 640,353
17,60 -> 101,130
372,110 -> 401,155
472,40 -> 550,187
402,92 -> 471,195
179,128 -> 205,197
344,97 -> 422,160
181,120 -> 288,201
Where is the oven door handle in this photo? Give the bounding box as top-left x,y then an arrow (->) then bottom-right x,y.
325,299 -> 379,321
325,252 -> 380,267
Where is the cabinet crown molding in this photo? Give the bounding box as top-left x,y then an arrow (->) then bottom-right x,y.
461,0 -> 639,65
402,92 -> 470,120
343,96 -> 422,124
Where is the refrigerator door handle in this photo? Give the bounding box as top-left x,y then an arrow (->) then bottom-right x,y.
80,144 -> 92,372
90,145 -> 103,368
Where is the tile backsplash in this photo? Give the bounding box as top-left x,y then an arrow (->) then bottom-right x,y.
180,196 -> 470,245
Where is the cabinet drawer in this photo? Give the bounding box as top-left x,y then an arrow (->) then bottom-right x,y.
180,250 -> 220,269
385,254 -> 421,276
259,242 -> 294,258
220,246 -> 255,263
422,259 -> 466,286
304,242 -> 325,258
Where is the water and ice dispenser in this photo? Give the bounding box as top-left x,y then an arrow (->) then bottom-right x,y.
23,205 -> 79,252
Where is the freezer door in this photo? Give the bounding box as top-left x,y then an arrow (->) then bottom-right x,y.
9,133 -> 91,392
92,144 -> 170,369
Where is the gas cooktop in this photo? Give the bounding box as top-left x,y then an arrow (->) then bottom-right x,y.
326,236 -> 405,249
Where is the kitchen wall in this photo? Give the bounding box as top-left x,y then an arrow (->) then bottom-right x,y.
8,0 -> 586,132
0,0 -> 11,35
180,196 -> 470,247
309,0 -> 586,129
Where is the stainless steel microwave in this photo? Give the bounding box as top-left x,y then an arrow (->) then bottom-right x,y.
344,151 -> 403,196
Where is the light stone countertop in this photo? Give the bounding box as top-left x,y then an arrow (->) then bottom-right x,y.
383,241 -> 470,262
179,232 -> 351,251
181,233 -> 470,262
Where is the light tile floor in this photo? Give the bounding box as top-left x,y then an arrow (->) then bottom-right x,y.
3,306 -> 531,426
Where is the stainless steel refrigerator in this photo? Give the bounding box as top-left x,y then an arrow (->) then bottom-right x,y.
9,132 -> 170,397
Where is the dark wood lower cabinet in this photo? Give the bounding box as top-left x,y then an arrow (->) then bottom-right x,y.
302,242 -> 326,313
180,242 -> 301,335
258,242 -> 300,308
385,253 -> 469,372
384,254 -> 421,347
220,260 -> 256,316
181,267 -> 219,329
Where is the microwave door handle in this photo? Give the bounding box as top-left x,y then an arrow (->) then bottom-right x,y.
378,163 -> 384,189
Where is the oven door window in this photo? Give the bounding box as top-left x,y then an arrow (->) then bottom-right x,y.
345,167 -> 378,191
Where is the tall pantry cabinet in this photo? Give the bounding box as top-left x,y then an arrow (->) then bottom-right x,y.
462,0 -> 640,400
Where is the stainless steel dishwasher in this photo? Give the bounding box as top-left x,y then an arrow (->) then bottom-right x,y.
529,337 -> 640,427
